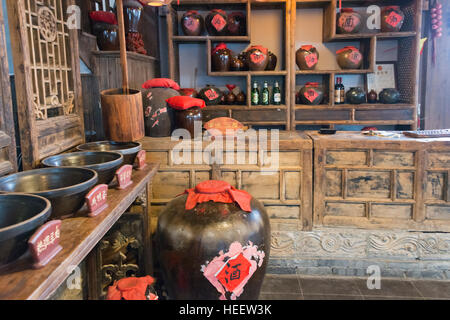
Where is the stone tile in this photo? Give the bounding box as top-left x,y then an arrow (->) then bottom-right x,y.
412,280 -> 450,299
303,294 -> 363,300
261,275 -> 301,294
356,279 -> 422,298
259,293 -> 303,300
299,277 -> 361,296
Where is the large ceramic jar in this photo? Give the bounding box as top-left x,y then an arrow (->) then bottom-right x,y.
227,12 -> 246,36
181,10 -> 204,36
92,23 -> 120,51
123,0 -> 143,33
299,82 -> 324,105
246,45 -> 269,71
155,180 -> 271,300
337,8 -> 363,34
199,85 -> 223,106
379,88 -> 400,104
346,87 -> 366,104
211,43 -> 232,72
206,9 -> 228,36
336,46 -> 363,69
381,6 -> 405,32
166,96 -> 206,137
296,45 -> 319,70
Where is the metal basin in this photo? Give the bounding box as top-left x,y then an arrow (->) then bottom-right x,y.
42,151 -> 123,185
0,194 -> 51,266
0,168 -> 98,219
76,141 -> 142,165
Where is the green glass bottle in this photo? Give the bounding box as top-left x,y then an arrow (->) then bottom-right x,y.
251,81 -> 260,105
272,81 -> 281,105
261,81 -> 270,105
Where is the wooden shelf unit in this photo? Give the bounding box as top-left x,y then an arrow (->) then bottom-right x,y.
167,0 -> 291,129
292,0 -> 422,129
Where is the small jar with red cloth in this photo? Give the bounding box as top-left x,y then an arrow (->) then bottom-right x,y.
336,8 -> 363,34
89,11 -> 119,51
166,96 -> 206,138
205,9 -> 228,36
245,45 -> 269,71
336,46 -> 363,69
211,43 -> 232,72
299,82 -> 324,105
381,6 -> 405,32
155,180 -> 270,300
107,276 -> 158,300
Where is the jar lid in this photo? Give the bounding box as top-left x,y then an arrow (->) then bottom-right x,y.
212,42 -> 228,55
212,9 -> 226,15
336,46 -> 359,54
186,10 -> 199,15
107,276 -> 155,300
341,8 -> 355,13
300,45 -> 315,51
383,6 -> 401,11
305,82 -> 320,87
184,180 -> 252,212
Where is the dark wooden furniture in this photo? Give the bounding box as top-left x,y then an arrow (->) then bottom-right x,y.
308,131 -> 450,232
0,164 -> 158,300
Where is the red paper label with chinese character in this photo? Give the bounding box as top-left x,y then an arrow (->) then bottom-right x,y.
205,89 -> 219,101
349,51 -> 362,65
116,165 -> 133,190
305,53 -> 318,68
338,14 -> 360,33
216,253 -> 252,292
185,18 -> 199,32
304,89 -> 319,103
386,11 -> 403,28
250,52 -> 265,64
135,150 -> 147,170
211,14 -> 226,32
86,184 -> 108,217
28,220 -> 62,269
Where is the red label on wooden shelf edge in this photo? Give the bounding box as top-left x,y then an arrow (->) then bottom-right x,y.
116,165 -> 133,190
304,89 -> 319,103
211,14 -> 226,32
86,184 -> 108,217
250,52 -> 265,64
28,220 -> 63,269
386,11 -> 403,28
135,150 -> 147,170
305,53 -> 318,68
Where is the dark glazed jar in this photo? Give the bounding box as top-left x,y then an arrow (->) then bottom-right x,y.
227,12 -> 246,36
206,9 -> 228,36
174,107 -> 202,137
337,8 -> 363,34
181,10 -> 204,36
236,91 -> 246,105
299,82 -> 324,105
143,87 -> 179,137
381,6 -> 405,32
246,45 -> 269,71
379,88 -> 400,104
179,88 -> 198,98
123,0 -> 143,33
336,46 -> 363,69
92,23 -> 120,51
211,43 -> 231,72
296,45 -> 319,70
155,180 -> 271,300
265,51 -> 277,71
238,52 -> 249,70
367,89 -> 378,103
230,56 -> 245,71
346,87 -> 366,104
199,85 -> 223,106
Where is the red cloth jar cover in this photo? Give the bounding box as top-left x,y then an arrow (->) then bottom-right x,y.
212,42 -> 228,55
300,45 -> 315,51
248,45 -> 268,55
305,82 -> 320,87
183,180 -> 252,212
142,78 -> 180,91
341,8 -> 355,13
336,46 -> 360,54
166,96 -> 206,110
89,11 -> 118,25
106,276 -> 158,300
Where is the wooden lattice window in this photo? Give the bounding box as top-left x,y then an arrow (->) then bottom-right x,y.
6,0 -> 84,169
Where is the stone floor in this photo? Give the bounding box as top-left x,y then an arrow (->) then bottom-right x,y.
259,274 -> 450,300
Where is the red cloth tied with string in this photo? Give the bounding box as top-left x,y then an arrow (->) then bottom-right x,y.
184,180 -> 252,212
300,45 -> 314,51
89,11 -> 118,25
336,46 -> 359,54
212,43 -> 228,55
107,276 -> 157,300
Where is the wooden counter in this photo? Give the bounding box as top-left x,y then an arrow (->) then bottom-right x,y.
308,131 -> 450,232
0,164 -> 159,300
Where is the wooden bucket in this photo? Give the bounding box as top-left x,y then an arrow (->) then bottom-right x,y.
101,88 -> 145,142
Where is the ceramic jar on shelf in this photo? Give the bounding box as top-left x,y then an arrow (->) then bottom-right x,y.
379,88 -> 401,104
367,90 -> 377,103
199,85 -> 223,106
224,85 -> 237,105
166,96 -> 206,137
206,9 -> 228,36
89,11 -> 120,51
296,45 -> 319,70
211,43 -> 232,72
227,12 -> 246,36
266,51 -> 277,71
336,46 -> 363,69
123,0 -> 143,33
236,90 -> 246,105
230,56 -> 245,71
245,45 -> 269,71
155,180 -> 270,300
299,82 -> 324,105
381,6 -> 405,32
346,87 -> 366,104
337,8 -> 363,34
181,10 -> 204,36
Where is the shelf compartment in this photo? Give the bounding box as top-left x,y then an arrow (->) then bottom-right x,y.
329,31 -> 417,41
172,36 -> 251,43
209,70 -> 288,76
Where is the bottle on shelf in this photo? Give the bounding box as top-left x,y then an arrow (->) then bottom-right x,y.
272,81 -> 281,105
261,81 -> 270,105
334,77 -> 345,105
251,81 -> 260,106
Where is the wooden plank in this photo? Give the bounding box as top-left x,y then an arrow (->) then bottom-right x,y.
0,164 -> 159,300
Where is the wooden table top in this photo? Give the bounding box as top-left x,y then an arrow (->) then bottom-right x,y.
0,163 -> 159,300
